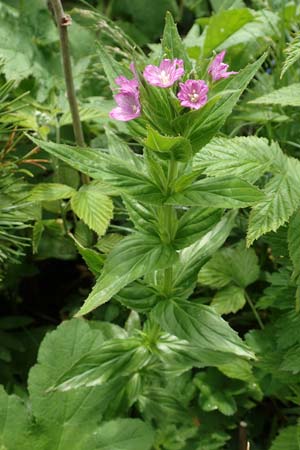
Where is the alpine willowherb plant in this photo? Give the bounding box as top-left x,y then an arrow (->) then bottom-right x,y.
27,11 -> 277,448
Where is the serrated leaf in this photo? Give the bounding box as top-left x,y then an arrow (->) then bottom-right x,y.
152,299 -> 254,358
168,176 -> 264,208
84,418 -> 155,450
198,241 -> 259,289
250,83 -> 300,107
212,285 -> 246,315
28,319 -> 127,449
193,137 -> 284,183
247,158 -> 300,245
76,233 -> 178,316
0,386 -> 33,449
28,136 -> 108,180
71,184 -> 113,236
270,424 -> 300,450
29,183 -> 76,201
280,346 -> 300,374
281,31 -> 300,78
288,209 -> 300,279
32,220 -> 44,254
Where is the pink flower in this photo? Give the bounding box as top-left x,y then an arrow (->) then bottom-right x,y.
115,75 -> 139,94
115,63 -> 139,94
143,59 -> 184,88
208,51 -> 238,82
177,79 -> 209,110
110,64 -> 141,121
109,92 -> 141,121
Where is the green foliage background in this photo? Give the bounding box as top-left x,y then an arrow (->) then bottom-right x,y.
1,1 -> 300,449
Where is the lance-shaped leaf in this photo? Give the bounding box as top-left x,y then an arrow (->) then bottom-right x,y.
161,11 -> 192,71
76,233 -> 178,316
174,207 -> 223,249
168,176 -> 264,208
152,299 -> 254,359
145,126 -> 192,162
173,211 -> 236,297
52,337 -> 151,391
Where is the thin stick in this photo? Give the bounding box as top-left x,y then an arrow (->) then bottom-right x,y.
239,421 -> 249,450
50,0 -> 89,183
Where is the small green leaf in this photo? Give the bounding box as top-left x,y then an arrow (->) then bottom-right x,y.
212,285 -> 246,315
76,233 -> 178,316
29,183 -> 75,201
198,241 -> 259,288
71,183 -> 113,237
145,126 -> 192,162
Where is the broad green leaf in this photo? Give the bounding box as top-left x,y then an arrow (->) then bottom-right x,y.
174,54 -> 266,152
139,387 -> 189,423
288,209 -> 300,279
175,207 -> 223,249
0,386 -> 33,450
71,183 -> 113,236
247,158 -> 300,245
250,83 -> 300,107
145,126 -> 192,162
152,299 -> 254,358
84,418 -> 155,450
193,137 -> 284,183
98,43 -> 128,91
281,31 -> 300,78
28,319 -> 127,450
161,11 -> 192,71
76,233 -> 178,316
173,211 -> 236,297
269,424 -> 300,450
29,183 -> 75,201
198,241 -> 259,289
168,176 -> 264,208
198,8 -> 253,57
212,285 -> 246,315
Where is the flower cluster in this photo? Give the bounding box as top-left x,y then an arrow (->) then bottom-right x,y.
110,51 -> 237,121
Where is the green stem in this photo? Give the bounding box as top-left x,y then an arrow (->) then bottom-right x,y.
245,291 -> 264,330
50,0 -> 89,184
